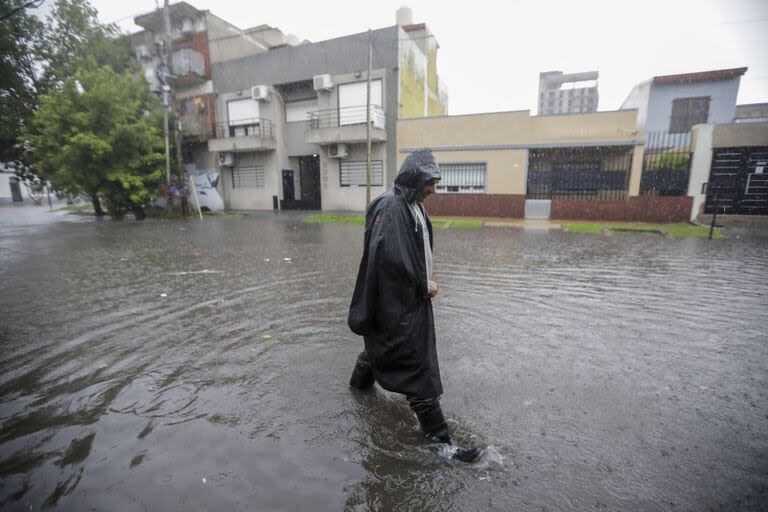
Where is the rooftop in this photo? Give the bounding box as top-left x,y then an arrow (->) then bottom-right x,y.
652,67 -> 748,85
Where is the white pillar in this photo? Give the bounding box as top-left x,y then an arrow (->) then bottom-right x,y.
687,124 -> 715,222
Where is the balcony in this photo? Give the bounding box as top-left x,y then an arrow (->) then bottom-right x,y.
172,49 -> 207,87
305,105 -> 386,145
207,119 -> 276,153
180,112 -> 213,140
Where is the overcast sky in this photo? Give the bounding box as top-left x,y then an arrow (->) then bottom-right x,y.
49,0 -> 768,115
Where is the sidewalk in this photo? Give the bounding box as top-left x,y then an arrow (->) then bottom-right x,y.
432,216 -> 563,230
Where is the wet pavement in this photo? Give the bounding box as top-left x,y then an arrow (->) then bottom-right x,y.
1,205 -> 767,511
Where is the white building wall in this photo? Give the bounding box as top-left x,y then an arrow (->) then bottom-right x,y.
645,78 -> 741,133
687,124 -> 715,221
321,143 -> 387,211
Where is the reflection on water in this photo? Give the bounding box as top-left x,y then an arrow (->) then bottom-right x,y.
1,207 -> 767,510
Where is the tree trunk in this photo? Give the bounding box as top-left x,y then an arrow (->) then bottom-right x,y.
91,195 -> 105,216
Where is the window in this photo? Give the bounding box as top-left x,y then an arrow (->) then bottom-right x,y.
669,97 -> 710,133
436,163 -> 487,193
285,99 -> 317,123
340,160 -> 384,186
338,80 -> 383,126
232,166 -> 263,188
227,98 -> 260,125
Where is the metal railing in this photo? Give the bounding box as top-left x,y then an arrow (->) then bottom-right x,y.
214,118 -> 274,140
527,146 -> 633,201
640,131 -> 692,196
306,105 -> 385,130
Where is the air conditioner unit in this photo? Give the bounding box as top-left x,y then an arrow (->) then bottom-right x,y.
251,85 -> 271,101
313,74 -> 333,92
218,152 -> 234,167
328,143 -> 347,159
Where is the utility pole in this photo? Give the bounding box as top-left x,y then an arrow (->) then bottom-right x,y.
162,0 -> 172,184
365,29 -> 372,206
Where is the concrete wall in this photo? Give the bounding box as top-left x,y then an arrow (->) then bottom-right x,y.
397,110 -> 643,203
645,78 -> 741,133
321,143 -> 387,211
620,80 -> 650,130
398,110 -> 639,148
212,27 -> 399,211
221,151 -> 278,210
735,103 -> 768,123
687,122 -> 768,221
285,122 -> 316,156
688,124 -> 715,220
712,123 -> 768,148
206,13 -> 267,63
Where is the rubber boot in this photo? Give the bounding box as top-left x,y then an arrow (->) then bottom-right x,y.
413,400 -> 482,463
349,351 -> 375,390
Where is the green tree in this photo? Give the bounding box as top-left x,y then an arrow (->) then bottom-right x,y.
36,0 -> 134,90
22,61 -> 165,218
2,0 -> 134,188
0,0 -> 44,163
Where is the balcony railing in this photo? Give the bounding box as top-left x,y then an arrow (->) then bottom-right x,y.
214,119 -> 274,140
307,105 -> 385,130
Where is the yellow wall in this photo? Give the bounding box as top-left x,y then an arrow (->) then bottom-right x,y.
397,110 -> 640,147
399,43 -> 447,118
427,49 -> 438,94
396,148 -> 527,195
399,52 -> 425,118
428,96 -> 446,117
397,110 -> 645,197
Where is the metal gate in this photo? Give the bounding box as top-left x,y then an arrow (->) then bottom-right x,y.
640,131 -> 692,196
705,147 -> 768,215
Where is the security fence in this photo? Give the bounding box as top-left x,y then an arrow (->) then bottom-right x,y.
527,146 -> 633,201
640,131 -> 692,196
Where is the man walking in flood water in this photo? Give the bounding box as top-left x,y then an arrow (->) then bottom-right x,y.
347,148 -> 481,463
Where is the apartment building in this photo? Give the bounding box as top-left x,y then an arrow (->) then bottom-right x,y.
130,2 -> 302,179
207,7 -> 449,212
538,70 -> 599,115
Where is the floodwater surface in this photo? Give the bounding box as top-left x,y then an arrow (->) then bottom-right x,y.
1,206 -> 767,511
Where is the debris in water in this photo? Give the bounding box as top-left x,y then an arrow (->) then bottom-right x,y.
523,400 -> 533,407
699,385 -> 709,391
202,477 -> 206,484
99,362 -> 108,369
264,258 -> 270,262
283,257 -> 292,262
262,334 -> 272,340
172,269 -> 223,276
160,293 -> 168,298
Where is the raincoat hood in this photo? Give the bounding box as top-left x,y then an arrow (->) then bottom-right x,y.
394,148 -> 441,203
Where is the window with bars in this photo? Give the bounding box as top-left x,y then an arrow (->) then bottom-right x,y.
232,166 -> 263,188
339,160 -> 384,186
436,163 -> 487,193
669,97 -> 710,133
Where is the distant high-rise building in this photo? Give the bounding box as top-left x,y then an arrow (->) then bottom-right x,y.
538,70 -> 599,115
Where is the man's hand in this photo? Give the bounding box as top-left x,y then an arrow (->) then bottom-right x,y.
427,280 -> 438,299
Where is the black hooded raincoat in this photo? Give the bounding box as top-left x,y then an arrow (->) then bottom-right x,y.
348,149 -> 443,399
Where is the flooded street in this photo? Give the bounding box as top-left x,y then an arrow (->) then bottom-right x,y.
1,206 -> 767,511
